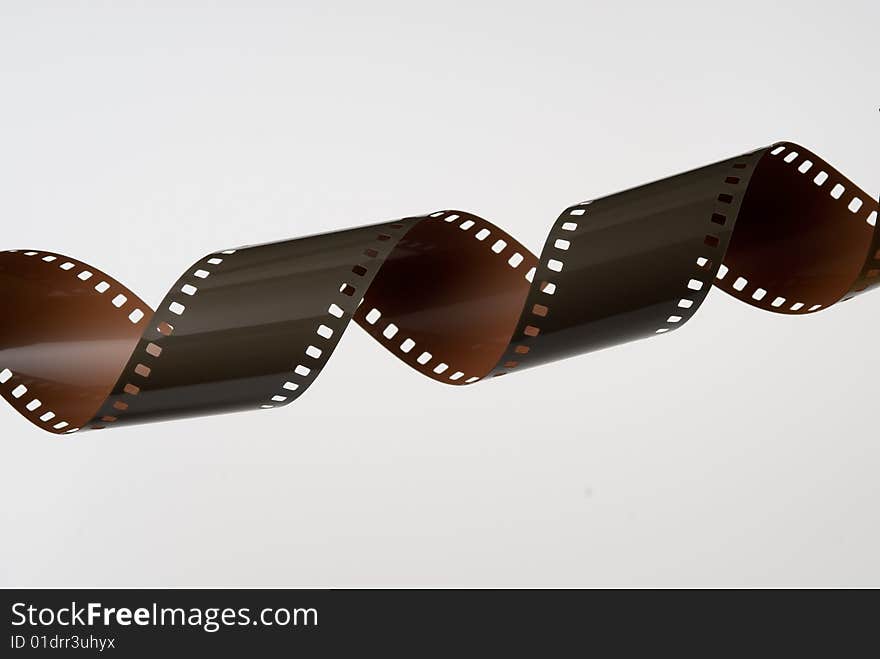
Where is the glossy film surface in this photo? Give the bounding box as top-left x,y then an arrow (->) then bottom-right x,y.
1,142 -> 876,434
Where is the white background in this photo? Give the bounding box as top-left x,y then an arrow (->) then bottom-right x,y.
0,0 -> 877,586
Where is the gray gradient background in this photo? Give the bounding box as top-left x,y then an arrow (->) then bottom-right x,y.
1,0 -> 877,587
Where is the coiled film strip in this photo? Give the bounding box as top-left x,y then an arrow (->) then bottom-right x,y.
1,141 -> 877,435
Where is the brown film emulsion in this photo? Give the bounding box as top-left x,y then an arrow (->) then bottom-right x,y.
1,142 -> 877,435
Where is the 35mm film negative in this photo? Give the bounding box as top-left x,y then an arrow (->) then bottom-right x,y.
2,142 -> 877,435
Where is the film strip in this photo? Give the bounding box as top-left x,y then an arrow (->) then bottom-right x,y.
1,141 -> 877,435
